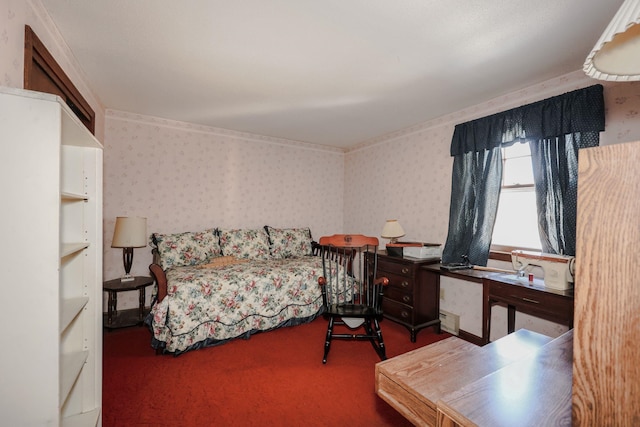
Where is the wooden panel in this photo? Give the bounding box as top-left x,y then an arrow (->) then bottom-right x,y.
573,140 -> 640,425
437,408 -> 464,427
377,373 -> 437,427
23,25 -> 95,134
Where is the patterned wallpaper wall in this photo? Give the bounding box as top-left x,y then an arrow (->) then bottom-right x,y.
103,113 -> 345,308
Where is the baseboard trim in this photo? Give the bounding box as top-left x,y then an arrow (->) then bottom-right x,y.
457,329 -> 485,346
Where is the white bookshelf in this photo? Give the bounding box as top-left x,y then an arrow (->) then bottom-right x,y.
0,87 -> 102,426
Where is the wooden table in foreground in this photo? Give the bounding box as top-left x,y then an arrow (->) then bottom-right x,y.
437,330 -> 573,427
375,329 -> 571,427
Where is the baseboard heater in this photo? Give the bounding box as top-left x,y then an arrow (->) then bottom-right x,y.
439,310 -> 460,335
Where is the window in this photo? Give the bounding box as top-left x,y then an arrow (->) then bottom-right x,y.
491,142 -> 542,251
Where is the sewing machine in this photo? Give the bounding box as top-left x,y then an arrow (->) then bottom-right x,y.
511,250 -> 575,290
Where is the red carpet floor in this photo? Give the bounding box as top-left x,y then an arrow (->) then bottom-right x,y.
103,317 -> 449,426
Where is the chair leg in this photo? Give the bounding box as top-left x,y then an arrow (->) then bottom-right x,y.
372,318 -> 387,361
364,321 -> 379,355
323,317 -> 334,364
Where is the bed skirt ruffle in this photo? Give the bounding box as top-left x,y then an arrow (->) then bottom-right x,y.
145,308 -> 324,356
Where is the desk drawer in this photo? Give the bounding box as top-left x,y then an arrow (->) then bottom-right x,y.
489,281 -> 573,321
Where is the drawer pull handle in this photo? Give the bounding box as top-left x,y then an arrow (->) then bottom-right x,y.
521,297 -> 540,304
401,311 -> 409,318
401,281 -> 409,288
403,295 -> 411,303
401,267 -> 410,274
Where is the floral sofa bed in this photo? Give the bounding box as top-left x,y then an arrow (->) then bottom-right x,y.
146,226 -> 327,355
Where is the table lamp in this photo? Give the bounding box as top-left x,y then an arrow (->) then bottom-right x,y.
381,219 -> 405,243
381,219 -> 406,257
111,216 -> 147,282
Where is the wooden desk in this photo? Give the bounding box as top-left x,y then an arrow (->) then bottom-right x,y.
422,264 -> 574,345
483,275 -> 573,344
376,329 -> 552,427
437,330 -> 573,427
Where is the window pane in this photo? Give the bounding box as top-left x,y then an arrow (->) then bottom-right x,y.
492,188 -> 541,250
503,142 -> 530,158
503,157 -> 534,185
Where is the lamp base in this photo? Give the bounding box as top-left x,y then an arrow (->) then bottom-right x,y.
121,247 -> 135,281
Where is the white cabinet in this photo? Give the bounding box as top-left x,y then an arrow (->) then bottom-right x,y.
0,87 -> 102,426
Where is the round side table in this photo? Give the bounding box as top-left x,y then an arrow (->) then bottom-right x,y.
103,276 -> 154,329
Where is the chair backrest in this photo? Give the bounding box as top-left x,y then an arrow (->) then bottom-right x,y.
318,234 -> 381,309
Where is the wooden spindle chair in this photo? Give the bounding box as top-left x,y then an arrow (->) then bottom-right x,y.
317,234 -> 389,364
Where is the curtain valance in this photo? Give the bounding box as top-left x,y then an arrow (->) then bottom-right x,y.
450,84 -> 605,156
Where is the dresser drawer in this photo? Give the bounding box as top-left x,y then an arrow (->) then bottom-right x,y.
377,258 -> 414,277
383,298 -> 414,322
383,272 -> 414,293
385,286 -> 413,306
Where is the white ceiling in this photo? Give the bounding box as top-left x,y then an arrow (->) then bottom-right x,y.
41,0 -> 622,149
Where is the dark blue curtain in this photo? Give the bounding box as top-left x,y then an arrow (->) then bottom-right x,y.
441,148 -> 502,266
530,132 -> 600,256
442,85 -> 605,265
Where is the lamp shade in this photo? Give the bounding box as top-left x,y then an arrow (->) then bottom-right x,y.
381,219 -> 405,240
584,0 -> 640,81
111,217 -> 147,248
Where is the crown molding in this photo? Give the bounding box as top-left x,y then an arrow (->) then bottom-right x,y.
106,109 -> 345,154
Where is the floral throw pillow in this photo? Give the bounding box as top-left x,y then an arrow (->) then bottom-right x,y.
153,229 -> 221,270
265,226 -> 313,258
219,228 -> 271,260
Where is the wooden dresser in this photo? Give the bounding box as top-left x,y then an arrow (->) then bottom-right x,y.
370,252 -> 441,342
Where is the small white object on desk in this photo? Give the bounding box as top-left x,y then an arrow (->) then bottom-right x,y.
403,244 -> 442,259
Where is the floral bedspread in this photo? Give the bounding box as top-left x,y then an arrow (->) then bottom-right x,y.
149,256 -> 324,354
